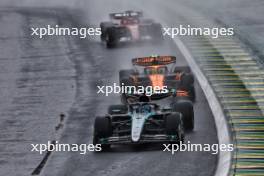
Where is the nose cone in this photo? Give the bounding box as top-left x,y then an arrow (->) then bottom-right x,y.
127,25 -> 140,40
149,74 -> 165,88
131,114 -> 145,142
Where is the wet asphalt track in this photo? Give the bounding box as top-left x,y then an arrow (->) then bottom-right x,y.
0,1 -> 218,176
41,9 -> 218,176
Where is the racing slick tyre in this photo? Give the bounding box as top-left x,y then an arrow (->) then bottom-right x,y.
165,113 -> 184,143
189,85 -> 196,102
172,100 -> 194,131
180,74 -> 195,101
106,28 -> 118,48
100,22 -> 113,41
119,78 -> 135,104
181,73 -> 194,86
93,117 -> 112,151
121,93 -> 128,105
108,105 -> 128,115
119,69 -> 134,82
151,23 -> 163,41
174,66 -> 191,74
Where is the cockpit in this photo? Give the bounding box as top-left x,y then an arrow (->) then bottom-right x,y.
121,18 -> 140,25
129,103 -> 158,114
144,66 -> 168,75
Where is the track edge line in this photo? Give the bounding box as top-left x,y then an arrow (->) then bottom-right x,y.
172,36 -> 232,176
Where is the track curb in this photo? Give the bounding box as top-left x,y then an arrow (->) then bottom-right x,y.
172,36 -> 232,176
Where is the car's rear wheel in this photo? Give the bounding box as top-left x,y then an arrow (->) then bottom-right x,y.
189,85 -> 196,102
119,69 -> 135,83
174,66 -> 191,74
179,74 -> 195,102
151,23 -> 163,41
100,22 -> 113,41
181,73 -> 194,86
106,28 -> 118,48
119,77 -> 135,104
93,117 -> 112,151
172,100 -> 194,131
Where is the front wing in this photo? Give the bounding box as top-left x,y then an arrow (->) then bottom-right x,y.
98,134 -> 179,145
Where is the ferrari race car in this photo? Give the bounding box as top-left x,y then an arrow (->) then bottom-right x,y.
100,11 -> 163,48
119,56 -> 196,104
93,95 -> 194,151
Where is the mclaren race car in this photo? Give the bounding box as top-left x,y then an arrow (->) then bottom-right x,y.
119,55 -> 196,104
93,95 -> 194,151
100,11 -> 163,48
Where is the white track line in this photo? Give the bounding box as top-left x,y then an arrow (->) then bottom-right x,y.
172,36 -> 232,176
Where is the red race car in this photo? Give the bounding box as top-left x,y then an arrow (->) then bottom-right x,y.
100,11 -> 163,48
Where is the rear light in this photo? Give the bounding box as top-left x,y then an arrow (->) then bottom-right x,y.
176,90 -> 189,97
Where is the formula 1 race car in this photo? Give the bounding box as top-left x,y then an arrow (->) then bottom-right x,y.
100,11 -> 163,48
119,56 -> 196,104
93,95 -> 194,151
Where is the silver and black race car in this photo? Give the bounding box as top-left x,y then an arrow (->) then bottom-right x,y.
93,96 -> 194,151
100,11 -> 163,48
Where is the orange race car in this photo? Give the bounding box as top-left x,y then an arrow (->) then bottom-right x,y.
119,55 -> 195,104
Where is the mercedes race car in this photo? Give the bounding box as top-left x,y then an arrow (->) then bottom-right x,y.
93,95 -> 194,151
119,56 -> 196,104
100,11 -> 163,48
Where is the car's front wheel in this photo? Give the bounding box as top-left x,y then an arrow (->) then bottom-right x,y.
165,113 -> 185,143
172,100 -> 194,131
93,117 -> 112,151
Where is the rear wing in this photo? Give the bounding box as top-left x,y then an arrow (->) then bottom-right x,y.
110,11 -> 143,19
132,56 -> 176,66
